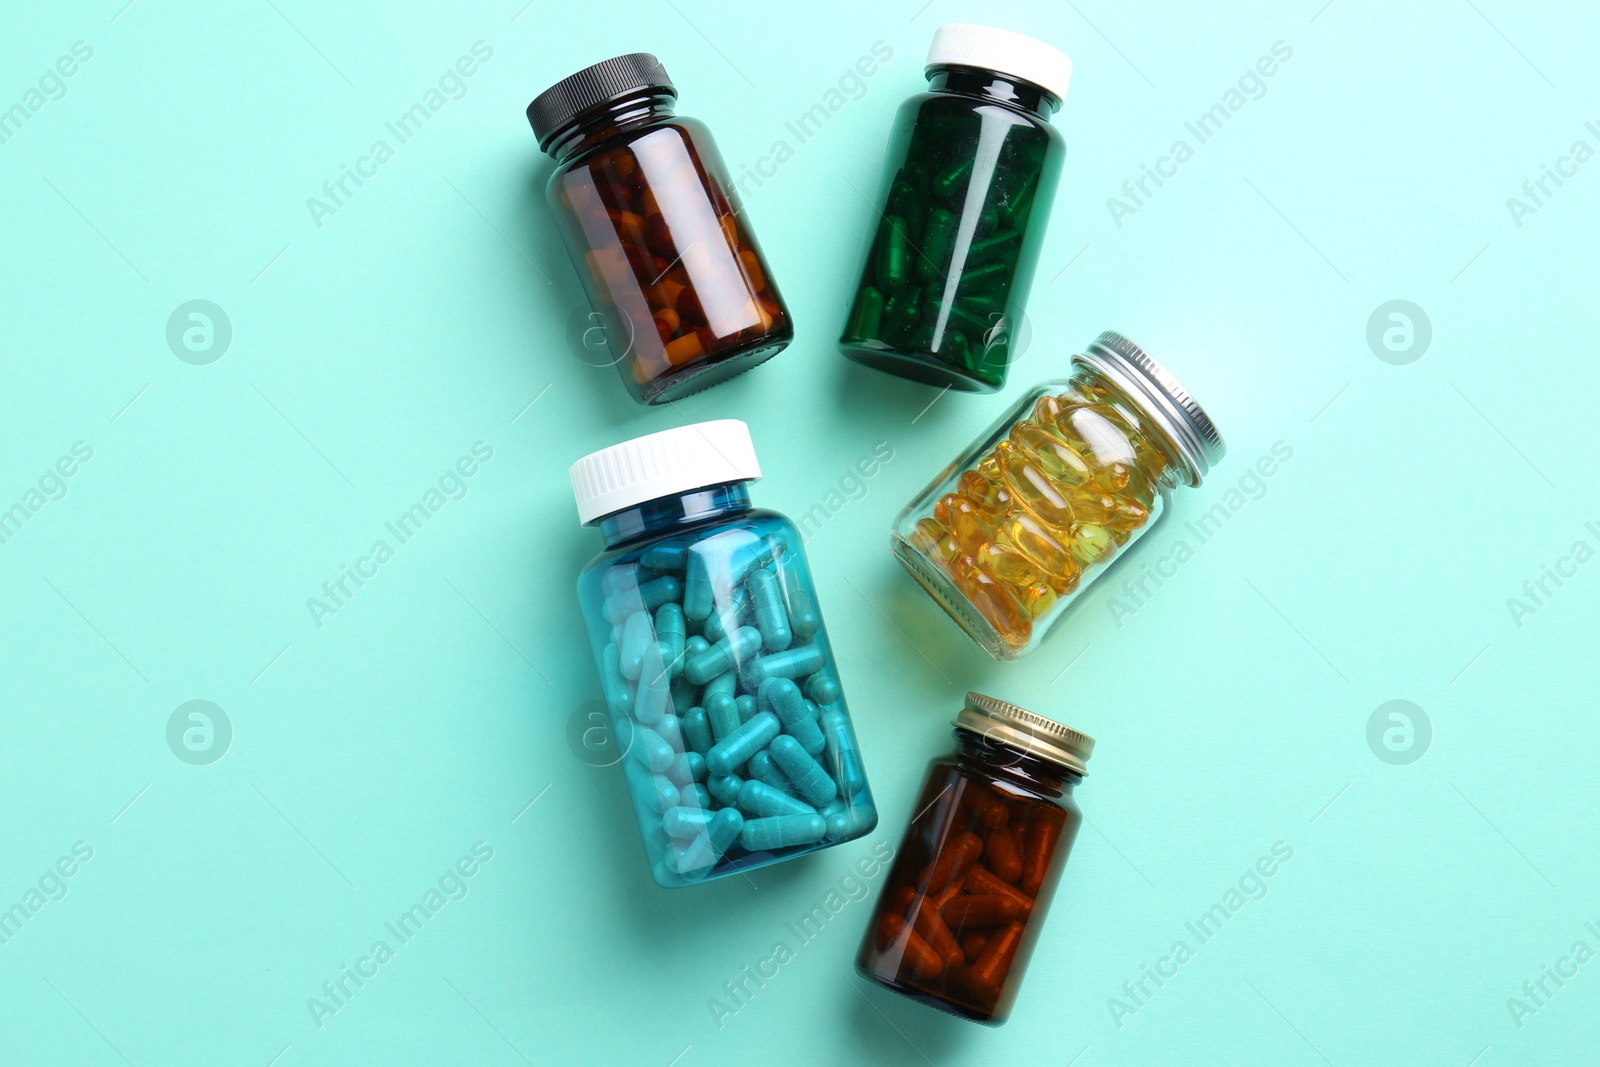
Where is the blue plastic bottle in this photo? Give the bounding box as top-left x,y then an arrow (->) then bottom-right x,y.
571,420 -> 877,887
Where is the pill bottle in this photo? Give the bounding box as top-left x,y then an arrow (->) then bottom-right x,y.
857,693 -> 1092,1025
839,25 -> 1070,392
571,420 -> 876,887
529,54 -> 793,405
891,331 -> 1224,659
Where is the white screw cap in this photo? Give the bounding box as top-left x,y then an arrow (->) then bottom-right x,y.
926,24 -> 1073,102
569,419 -> 762,525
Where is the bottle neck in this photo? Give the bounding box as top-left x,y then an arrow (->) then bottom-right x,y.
926,67 -> 1059,122
952,727 -> 1079,799
544,89 -> 678,164
596,481 -> 753,548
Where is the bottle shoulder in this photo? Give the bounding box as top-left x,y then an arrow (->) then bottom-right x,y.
900,89 -> 1063,142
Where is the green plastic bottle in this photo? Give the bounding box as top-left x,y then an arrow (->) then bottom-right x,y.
839,25 -> 1070,392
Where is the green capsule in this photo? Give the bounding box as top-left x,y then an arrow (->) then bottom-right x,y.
967,227 -> 1020,265
821,709 -> 867,796
633,665 -> 670,725
735,694 -> 756,723
630,725 -> 676,773
956,260 -> 1009,296
746,750 -> 794,795
655,602 -> 685,662
666,751 -> 706,788
706,808 -> 743,856
671,835 -> 718,876
670,673 -> 699,714
685,626 -> 762,685
702,587 -> 748,643
703,670 -> 736,703
654,713 -> 684,753
933,155 -> 973,199
663,805 -> 715,839
761,678 -> 824,756
917,208 -> 956,282
876,215 -> 912,289
626,761 -> 678,815
707,773 -> 743,806
679,782 -> 712,810
845,286 -> 885,340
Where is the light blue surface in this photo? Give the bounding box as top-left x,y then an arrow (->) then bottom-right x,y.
2,1 -> 1597,1064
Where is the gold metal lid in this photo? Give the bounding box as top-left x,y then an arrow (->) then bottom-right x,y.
955,692 -> 1094,775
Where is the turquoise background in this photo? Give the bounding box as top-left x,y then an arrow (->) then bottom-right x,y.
2,0 -> 1596,1063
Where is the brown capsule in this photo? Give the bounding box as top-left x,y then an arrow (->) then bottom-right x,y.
644,212 -> 676,259
941,894 -> 1028,930
985,825 -> 1023,883
921,831 -> 983,890
879,913 -> 945,980
965,787 -> 1009,830
964,864 -> 1034,917
960,931 -> 990,963
965,920 -> 1025,1000
1020,818 -> 1061,895
931,877 -> 964,910
908,894 -> 964,970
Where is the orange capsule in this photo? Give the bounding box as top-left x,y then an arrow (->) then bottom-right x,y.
909,517 -> 959,564
985,825 -> 1023,883
1059,406 -> 1137,469
1009,423 -> 1092,488
942,894 -> 1028,930
965,920 -> 1025,1000
1020,818 -> 1062,895
1014,580 -> 1058,618
972,541 -> 1047,589
1005,512 -> 1075,581
921,831 -> 984,890
998,441 -> 1075,530
975,450 -> 1003,483
879,912 -> 945,979
664,332 -> 705,367
653,306 -> 681,337
950,556 -> 1030,645
738,249 -> 766,292
1064,488 -> 1118,525
719,213 -> 740,250
957,468 -> 1011,512
964,864 -> 1035,917
931,876 -> 964,910
1108,497 -> 1150,532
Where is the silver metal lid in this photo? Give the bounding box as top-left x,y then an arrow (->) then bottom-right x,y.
955,692 -> 1094,776
1073,330 -> 1225,487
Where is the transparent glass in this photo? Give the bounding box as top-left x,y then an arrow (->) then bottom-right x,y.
839,68 -> 1065,392
547,91 -> 793,404
891,362 -> 1192,659
856,726 -> 1082,1025
577,482 -> 876,887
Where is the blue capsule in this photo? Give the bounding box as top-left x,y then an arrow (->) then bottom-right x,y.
667,751 -> 706,787
663,805 -> 715,839
679,782 -> 712,810
684,550 -> 714,621
641,543 -> 689,572
781,569 -> 820,640
805,671 -> 842,706
741,813 -> 827,851
702,587 -> 749,643
761,678 -> 825,756
672,834 -> 718,875
631,725 -> 676,773
746,644 -> 826,687
653,714 -> 684,753
619,611 -> 654,680
601,644 -> 632,717
746,750 -> 795,795
738,778 -> 815,818
656,601 -> 685,662
707,807 -> 743,856
746,569 -> 793,652
735,694 -> 756,723
633,667 -> 670,726
821,797 -> 877,841
626,761 -> 678,814
706,711 -> 781,777
681,707 -> 713,754
821,710 -> 867,796
707,773 -> 744,806
770,734 -> 837,807
685,626 -> 762,685
707,692 -> 741,743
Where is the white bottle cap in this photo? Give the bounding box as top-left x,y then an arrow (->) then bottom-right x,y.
569,419 -> 762,525
926,24 -> 1073,103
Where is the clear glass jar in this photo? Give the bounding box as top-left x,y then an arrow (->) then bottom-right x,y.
857,693 -> 1092,1025
529,53 -> 793,404
891,331 -> 1225,658
571,421 -> 876,887
839,25 -> 1071,392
